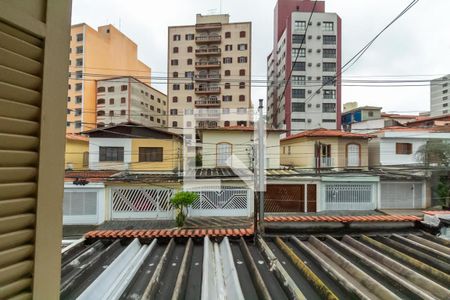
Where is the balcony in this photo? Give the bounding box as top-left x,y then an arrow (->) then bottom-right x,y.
195,61 -> 221,69
194,109 -> 221,120
197,121 -> 219,129
195,23 -> 222,31
195,86 -> 221,94
195,47 -> 222,56
314,157 -> 334,168
195,34 -> 221,43
194,73 -> 221,82
195,98 -> 221,108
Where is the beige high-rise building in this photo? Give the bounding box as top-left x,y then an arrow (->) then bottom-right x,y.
68,23 -> 151,133
167,14 -> 252,132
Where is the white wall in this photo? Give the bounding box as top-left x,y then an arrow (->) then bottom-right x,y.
379,138 -> 425,165
63,183 -> 105,225
89,138 -> 132,170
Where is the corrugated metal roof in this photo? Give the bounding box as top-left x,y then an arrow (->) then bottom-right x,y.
61,232 -> 450,299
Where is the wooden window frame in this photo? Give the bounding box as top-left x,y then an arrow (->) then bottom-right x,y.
346,143 -> 361,167
99,147 -> 124,162
396,143 -> 413,155
139,147 -> 163,162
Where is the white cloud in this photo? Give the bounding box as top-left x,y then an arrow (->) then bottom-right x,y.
72,0 -> 450,113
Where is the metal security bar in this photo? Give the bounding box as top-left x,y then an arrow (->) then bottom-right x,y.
190,189 -> 252,217
324,184 -> 376,210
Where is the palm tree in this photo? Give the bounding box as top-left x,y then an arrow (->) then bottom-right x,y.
415,140 -> 450,167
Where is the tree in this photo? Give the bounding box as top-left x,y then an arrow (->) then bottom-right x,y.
415,140 -> 450,167
437,177 -> 450,207
170,191 -> 198,227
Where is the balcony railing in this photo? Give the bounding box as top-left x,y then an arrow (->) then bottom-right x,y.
197,121 -> 219,129
194,109 -> 221,120
195,48 -> 222,55
194,73 -> 221,81
195,61 -> 221,68
195,86 -> 221,94
195,98 -> 221,107
195,35 -> 222,43
314,157 -> 334,168
195,23 -> 222,31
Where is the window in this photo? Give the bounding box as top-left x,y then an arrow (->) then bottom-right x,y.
444,96 -> 448,101
173,47 -> 179,53
237,108 -> 247,114
172,96 -> 178,103
292,118 -> 305,122
150,105 -> 154,111
66,109 -> 70,115
76,33 -> 83,41
76,58 -> 83,66
293,34 -> 305,44
97,98 -> 105,105
239,95 -> 245,102
292,48 -> 306,57
76,46 -> 83,54
173,84 -> 180,90
396,143 -> 412,155
292,76 -> 306,86
225,70 -> 231,76
187,46 -> 193,53
368,111 -> 374,117
323,90 -> 336,99
292,89 -> 305,98
67,96 -> 71,102
139,147 -> 163,162
223,57 -> 233,64
323,35 -> 336,45
173,34 -> 181,41
443,89 -> 448,94
238,44 -> 247,51
294,21 -> 306,31
173,72 -> 178,78
237,121 -> 247,126
292,62 -> 306,71
225,83 -> 231,89
323,49 -> 336,58
108,86 -> 114,92
170,109 -> 178,115
184,83 -> 194,90
292,102 -> 305,112
187,58 -> 193,65
323,62 -> 336,72
223,95 -> 232,102
225,32 -> 231,38
323,76 -> 335,85
217,143 -> 232,166
109,98 -> 114,104
224,121 -> 230,127
239,31 -> 246,38
185,34 -> 194,40
99,147 -> 124,162
322,119 -> 336,123
171,59 -> 179,66
75,96 -> 82,103
225,44 -> 233,51
238,56 -> 248,63
121,97 -> 126,104
120,110 -> 126,116
323,22 -> 334,31
75,83 -> 82,91
239,69 -> 246,76
75,121 -> 82,129
187,96 -> 192,102
109,110 -> 114,116
66,122 -> 70,127
239,82 -> 245,89
323,103 -> 336,113
288,146 -> 291,155
75,71 -> 83,79
172,121 -> 178,127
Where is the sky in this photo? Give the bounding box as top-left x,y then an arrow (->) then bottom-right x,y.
72,0 -> 450,114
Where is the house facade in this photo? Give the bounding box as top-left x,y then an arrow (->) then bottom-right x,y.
200,127 -> 282,169
280,128 -> 372,170
83,123 -> 182,171
368,127 -> 450,167
65,134 -> 89,170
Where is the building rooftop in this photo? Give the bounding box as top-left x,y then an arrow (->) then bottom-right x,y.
342,106 -> 382,114
61,231 -> 450,299
66,134 -> 89,142
201,126 -> 285,132
282,128 -> 373,141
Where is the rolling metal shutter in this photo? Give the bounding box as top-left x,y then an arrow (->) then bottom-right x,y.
0,1 -> 72,298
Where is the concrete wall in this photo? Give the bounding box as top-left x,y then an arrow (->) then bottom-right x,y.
65,138 -> 89,170
378,138 -> 426,165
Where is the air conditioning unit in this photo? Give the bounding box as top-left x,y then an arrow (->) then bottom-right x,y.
316,76 -> 321,80
316,104 -> 320,108
317,63 -> 321,67
308,21 -> 312,25
307,76 -> 312,80
317,22 -> 321,26
308,35 -> 312,39
308,49 -> 312,53
308,103 -> 312,108
308,90 -> 312,94
317,49 -> 321,53
307,118 -> 312,123
317,36 -> 321,40
308,62 -> 312,67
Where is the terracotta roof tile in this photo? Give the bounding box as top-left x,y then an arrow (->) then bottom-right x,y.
281,128 -> 373,141
263,215 -> 421,223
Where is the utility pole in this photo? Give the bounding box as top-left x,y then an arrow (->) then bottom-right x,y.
257,99 -> 265,233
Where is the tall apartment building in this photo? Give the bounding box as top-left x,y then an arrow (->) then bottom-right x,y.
68,23 -> 151,133
167,14 -> 252,132
267,0 -> 341,135
96,76 -> 167,128
430,74 -> 450,116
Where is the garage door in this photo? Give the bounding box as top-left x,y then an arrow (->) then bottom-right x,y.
265,184 -> 316,212
324,183 -> 376,210
380,182 -> 423,209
